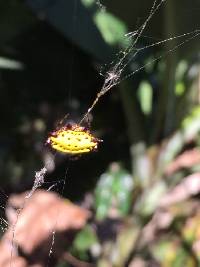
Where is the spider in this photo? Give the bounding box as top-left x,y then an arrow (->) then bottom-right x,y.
46,123 -> 102,155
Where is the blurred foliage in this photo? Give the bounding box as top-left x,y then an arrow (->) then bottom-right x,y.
73,225 -> 98,260
0,0 -> 200,267
95,163 -> 133,220
137,81 -> 153,115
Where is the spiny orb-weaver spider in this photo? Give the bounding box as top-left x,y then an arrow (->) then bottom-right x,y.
47,124 -> 102,155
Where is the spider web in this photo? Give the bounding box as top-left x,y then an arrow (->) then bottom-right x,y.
80,0 -> 200,123
5,0 -> 200,266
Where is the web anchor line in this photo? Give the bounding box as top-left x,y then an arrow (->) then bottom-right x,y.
79,69 -> 121,124
79,0 -> 167,125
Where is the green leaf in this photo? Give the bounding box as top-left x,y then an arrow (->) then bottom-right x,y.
81,0 -> 95,8
138,81 -> 153,115
73,225 -> 98,252
0,57 -> 24,70
95,163 -> 134,220
175,60 -> 188,81
94,11 -> 128,46
175,82 -> 185,96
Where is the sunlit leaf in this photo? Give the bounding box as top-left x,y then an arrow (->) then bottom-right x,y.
81,0 -> 95,8
138,81 -> 153,115
0,57 -> 24,70
175,82 -> 185,96
94,11 -> 128,46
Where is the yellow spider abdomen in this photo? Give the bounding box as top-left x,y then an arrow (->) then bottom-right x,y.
47,124 -> 101,155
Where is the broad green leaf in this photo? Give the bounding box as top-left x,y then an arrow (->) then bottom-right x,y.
95,163 -> 133,220
94,11 -> 128,46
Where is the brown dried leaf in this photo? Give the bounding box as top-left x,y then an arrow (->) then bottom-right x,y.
165,149 -> 200,176
0,190 -> 90,267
